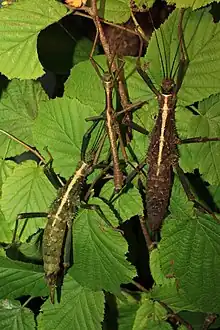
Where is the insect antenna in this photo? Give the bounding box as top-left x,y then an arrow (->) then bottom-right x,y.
131,1 -> 170,79
0,129 -> 64,189
170,2 -> 205,82
148,5 -> 168,79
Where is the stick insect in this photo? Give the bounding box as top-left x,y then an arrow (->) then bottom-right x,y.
2,122 -> 109,303
85,10 -> 148,192
132,4 -> 220,232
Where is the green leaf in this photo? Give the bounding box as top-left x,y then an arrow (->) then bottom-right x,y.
73,38 -> 98,65
159,211 -> 220,313
150,245 -> 200,314
65,56 -> 107,111
0,299 -> 35,330
65,56 -> 149,112
142,320 -> 172,330
38,276 -> 104,330
0,256 -> 47,299
133,1 -> 155,9
38,22 -> 96,73
169,175 -> 194,220
1,161 -> 56,241
99,182 -> 143,223
117,293 -> 140,330
98,0 -> 130,24
19,230 -> 43,262
0,159 -> 15,190
89,197 -> 120,227
144,8 -> 220,106
151,283 -> 199,314
178,311 -> 213,330
113,185 -> 143,222
149,248 -> 171,286
118,292 -> 172,330
133,295 -> 169,330
128,116 -> 150,161
178,94 -> 220,185
0,209 -> 11,243
0,0 -> 68,79
170,0 -> 209,10
0,79 -> 48,158
33,97 -> 99,178
69,206 -> 136,293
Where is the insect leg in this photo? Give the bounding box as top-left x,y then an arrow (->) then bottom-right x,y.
179,137 -> 220,144
63,220 -> 73,269
174,164 -> 219,220
174,9 -> 189,94
81,203 -> 122,232
136,61 -> 160,97
81,117 -> 104,162
12,212 -> 48,243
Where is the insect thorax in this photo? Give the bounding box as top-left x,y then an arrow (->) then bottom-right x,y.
102,72 -> 114,88
161,78 -> 176,95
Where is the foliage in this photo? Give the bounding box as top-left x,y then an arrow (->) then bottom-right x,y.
0,0 -> 219,329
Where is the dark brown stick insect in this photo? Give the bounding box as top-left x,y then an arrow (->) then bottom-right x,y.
86,58 -> 148,192
2,123 -> 108,303
85,9 -> 148,192
132,5 -> 220,233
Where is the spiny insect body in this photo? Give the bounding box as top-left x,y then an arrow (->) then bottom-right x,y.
42,161 -> 90,303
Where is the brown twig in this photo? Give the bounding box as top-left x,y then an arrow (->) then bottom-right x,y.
139,215 -> 154,249
90,0 -> 139,145
159,301 -> 193,330
201,314 -> 217,330
132,279 -> 192,329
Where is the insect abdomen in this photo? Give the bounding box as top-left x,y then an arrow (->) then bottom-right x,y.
147,164 -> 172,230
146,94 -> 177,230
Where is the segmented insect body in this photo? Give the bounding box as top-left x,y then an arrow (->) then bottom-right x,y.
43,161 -> 90,303
136,8 -> 188,231
102,72 -> 123,192
146,80 -> 178,230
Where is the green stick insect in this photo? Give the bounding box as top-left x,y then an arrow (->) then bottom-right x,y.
1,123 -> 111,303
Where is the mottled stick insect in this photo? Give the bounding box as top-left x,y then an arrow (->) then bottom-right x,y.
133,5 -> 220,232
2,122 -> 108,303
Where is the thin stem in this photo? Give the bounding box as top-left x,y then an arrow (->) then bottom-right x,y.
131,280 -> 148,292
159,301 -> 193,330
201,314 -> 217,330
139,216 -> 153,249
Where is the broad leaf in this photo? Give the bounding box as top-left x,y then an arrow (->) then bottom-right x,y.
0,209 -> 11,243
168,175 -> 194,220
117,293 -> 140,330
113,185 -> 143,222
98,0 -> 130,23
0,0 -> 68,79
33,97 -> 99,178
151,283 -> 199,314
178,94 -> 220,185
99,182 -> 143,223
160,212 -> 220,313
69,207 -> 136,293
65,56 -> 149,112
1,161 -> 56,241
0,299 -> 35,330
38,276 -> 104,330
118,292 -> 170,330
0,256 -> 46,299
0,79 -> 47,158
0,159 -> 15,190
143,8 -> 220,105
